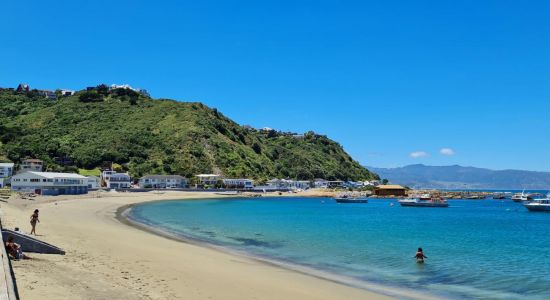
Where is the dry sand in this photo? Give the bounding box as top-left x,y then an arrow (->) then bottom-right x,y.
0,191 -> 403,300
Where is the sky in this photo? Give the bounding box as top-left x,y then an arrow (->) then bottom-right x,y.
1,1 -> 549,171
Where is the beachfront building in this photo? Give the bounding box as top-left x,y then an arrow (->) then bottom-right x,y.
101,170 -> 132,189
19,159 -> 44,173
10,171 -> 88,195
373,185 -> 407,197
0,163 -> 15,188
327,180 -> 344,188
139,175 -> 188,189
222,178 -> 254,189
86,176 -> 100,189
314,179 -> 329,188
196,174 -> 221,187
267,179 -> 311,190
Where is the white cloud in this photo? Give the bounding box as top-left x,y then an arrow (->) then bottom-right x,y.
410,151 -> 429,158
440,148 -> 456,156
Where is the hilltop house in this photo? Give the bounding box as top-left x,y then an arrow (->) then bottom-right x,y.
196,174 -> 221,187
19,159 -> 44,173
16,83 -> 30,92
59,89 -> 76,96
222,178 -> 254,189
110,84 -> 149,97
101,170 -> 132,189
37,90 -> 56,100
0,163 -> 15,188
11,171 -> 88,195
139,175 -> 188,189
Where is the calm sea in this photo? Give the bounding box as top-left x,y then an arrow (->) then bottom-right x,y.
129,197 -> 550,299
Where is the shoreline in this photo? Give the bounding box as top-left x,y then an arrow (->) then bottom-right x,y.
117,198 -> 439,300
1,191 -> 401,300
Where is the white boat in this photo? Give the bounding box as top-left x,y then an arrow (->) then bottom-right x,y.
334,194 -> 369,203
511,190 -> 532,202
523,194 -> 550,212
399,196 -> 449,207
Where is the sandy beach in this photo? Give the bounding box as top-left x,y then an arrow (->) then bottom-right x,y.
0,191 -> 399,300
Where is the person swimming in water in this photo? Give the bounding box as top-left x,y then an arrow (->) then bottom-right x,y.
415,247 -> 427,263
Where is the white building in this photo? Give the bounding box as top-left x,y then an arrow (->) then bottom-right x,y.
60,89 -> 76,96
196,174 -> 221,186
223,178 -> 254,189
10,172 -> 88,195
86,176 -> 100,189
139,175 -> 187,188
314,179 -> 329,189
101,170 -> 132,189
266,179 -> 311,190
0,163 -> 15,188
19,159 -> 44,173
37,90 -> 56,100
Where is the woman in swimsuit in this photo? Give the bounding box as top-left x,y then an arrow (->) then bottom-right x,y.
415,247 -> 427,263
30,209 -> 39,235
5,236 -> 31,260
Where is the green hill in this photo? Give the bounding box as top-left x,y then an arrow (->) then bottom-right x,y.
0,86 -> 377,182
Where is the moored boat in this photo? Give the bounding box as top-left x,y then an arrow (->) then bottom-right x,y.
334,194 -> 369,203
399,196 -> 449,207
523,194 -> 550,212
511,190 -> 532,202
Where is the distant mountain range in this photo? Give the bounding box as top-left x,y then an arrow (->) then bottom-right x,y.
368,164 -> 550,190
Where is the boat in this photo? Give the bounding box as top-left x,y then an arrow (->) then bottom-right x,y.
398,196 -> 449,207
511,190 -> 532,202
492,193 -> 506,200
523,194 -> 550,212
334,194 -> 369,203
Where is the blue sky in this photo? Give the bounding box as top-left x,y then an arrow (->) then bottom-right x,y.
1,1 -> 549,171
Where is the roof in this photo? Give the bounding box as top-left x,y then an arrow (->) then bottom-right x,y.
375,185 -> 406,190
109,173 -> 131,178
196,174 -> 220,177
141,175 -> 186,180
22,159 -> 43,163
0,163 -> 14,167
13,171 -> 87,179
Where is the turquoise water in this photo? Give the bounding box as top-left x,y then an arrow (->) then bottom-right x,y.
129,198 -> 550,299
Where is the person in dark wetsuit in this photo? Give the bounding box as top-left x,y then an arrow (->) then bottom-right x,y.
30,209 -> 40,235
415,247 -> 427,263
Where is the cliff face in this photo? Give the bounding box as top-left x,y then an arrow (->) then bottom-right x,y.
0,87 -> 377,181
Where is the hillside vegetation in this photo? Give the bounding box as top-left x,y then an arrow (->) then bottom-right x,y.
0,86 -> 377,182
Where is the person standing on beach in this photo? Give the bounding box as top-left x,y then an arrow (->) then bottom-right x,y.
415,247 -> 427,263
30,209 -> 39,235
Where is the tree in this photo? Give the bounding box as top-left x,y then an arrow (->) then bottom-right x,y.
382,178 -> 389,185
79,90 -> 103,102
